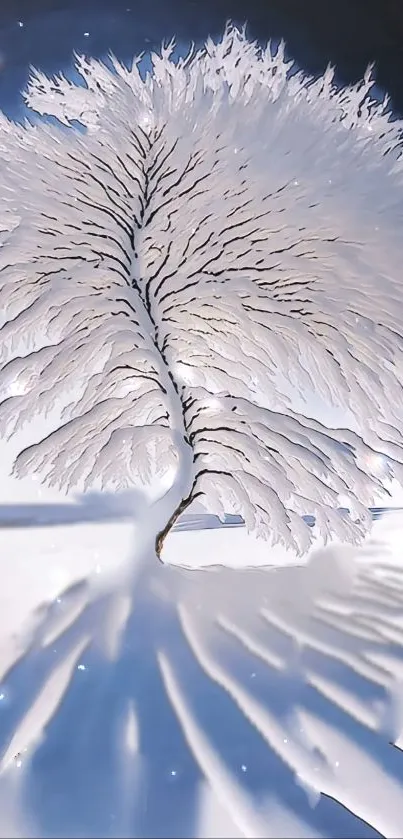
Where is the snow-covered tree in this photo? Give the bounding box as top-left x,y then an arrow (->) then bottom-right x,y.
1,25 -> 403,559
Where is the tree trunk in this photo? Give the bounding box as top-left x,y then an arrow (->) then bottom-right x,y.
151,431 -> 196,562
155,493 -> 194,560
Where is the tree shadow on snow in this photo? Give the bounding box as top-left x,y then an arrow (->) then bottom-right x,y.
1,531 -> 403,837
0,491 -> 401,530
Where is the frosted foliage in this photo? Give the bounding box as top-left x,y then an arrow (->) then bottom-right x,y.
1,25 -> 403,551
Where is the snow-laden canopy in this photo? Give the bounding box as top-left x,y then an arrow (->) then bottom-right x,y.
1,25 -> 403,552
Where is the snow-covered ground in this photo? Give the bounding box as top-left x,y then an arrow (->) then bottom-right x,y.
1,454 -> 403,837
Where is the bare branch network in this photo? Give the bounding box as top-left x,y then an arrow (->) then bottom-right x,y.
1,25 -> 403,554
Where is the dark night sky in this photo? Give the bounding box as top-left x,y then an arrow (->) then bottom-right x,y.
0,0 -> 403,115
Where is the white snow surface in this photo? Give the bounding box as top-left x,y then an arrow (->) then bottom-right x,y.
1,455 -> 403,838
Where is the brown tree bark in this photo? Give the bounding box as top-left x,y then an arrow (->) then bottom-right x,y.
155,493 -> 194,560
